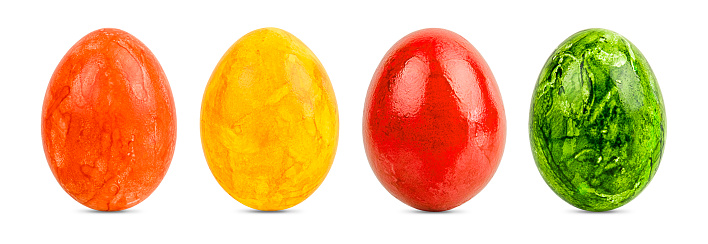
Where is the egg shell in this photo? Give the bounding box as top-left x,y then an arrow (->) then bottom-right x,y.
529,28 -> 666,211
363,28 -> 506,212
200,28 -> 339,211
41,28 -> 176,211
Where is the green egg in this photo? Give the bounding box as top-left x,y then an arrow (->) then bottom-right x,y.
529,28 -> 666,211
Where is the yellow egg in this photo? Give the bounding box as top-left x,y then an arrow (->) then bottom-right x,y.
200,27 -> 339,211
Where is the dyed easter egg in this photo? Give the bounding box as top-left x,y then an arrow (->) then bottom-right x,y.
363,28 -> 506,212
200,28 -> 338,211
41,28 -> 176,211
529,28 -> 666,211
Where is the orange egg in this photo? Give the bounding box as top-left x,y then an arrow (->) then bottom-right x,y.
41,28 -> 176,211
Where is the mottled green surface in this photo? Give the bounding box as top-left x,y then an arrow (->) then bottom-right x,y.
529,29 -> 665,211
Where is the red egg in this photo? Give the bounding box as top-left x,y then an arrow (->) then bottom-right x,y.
363,28 -> 506,211
41,28 -> 176,211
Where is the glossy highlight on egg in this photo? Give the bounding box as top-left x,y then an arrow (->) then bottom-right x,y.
363,28 -> 506,212
200,27 -> 339,211
41,28 -> 177,211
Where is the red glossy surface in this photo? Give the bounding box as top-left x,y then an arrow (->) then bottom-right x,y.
363,28 -> 506,211
41,28 -> 176,211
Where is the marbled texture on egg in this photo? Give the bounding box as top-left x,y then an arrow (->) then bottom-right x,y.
530,28 -> 665,211
42,28 -> 177,211
200,27 -> 338,211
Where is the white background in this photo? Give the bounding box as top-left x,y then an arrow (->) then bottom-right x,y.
1,0 -> 705,243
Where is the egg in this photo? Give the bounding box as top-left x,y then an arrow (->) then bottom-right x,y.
529,28 -> 666,211
41,28 -> 176,211
363,28 -> 506,212
200,28 -> 338,211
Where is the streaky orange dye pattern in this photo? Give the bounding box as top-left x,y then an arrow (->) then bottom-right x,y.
41,28 -> 176,211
